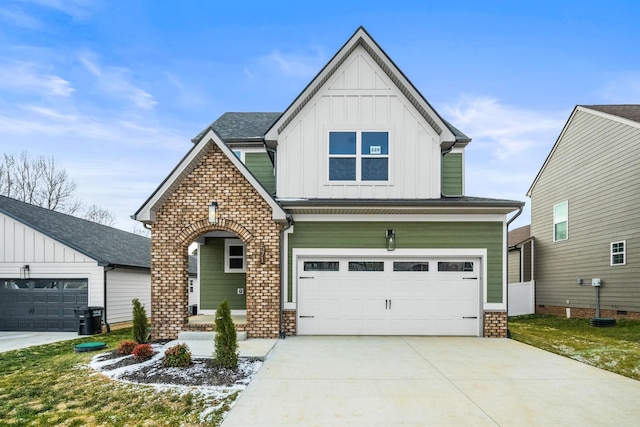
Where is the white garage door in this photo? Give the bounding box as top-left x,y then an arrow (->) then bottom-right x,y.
297,257 -> 480,336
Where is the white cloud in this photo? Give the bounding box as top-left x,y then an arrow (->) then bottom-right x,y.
598,74 -> 640,103
255,46 -> 326,80
79,54 -> 157,110
442,95 -> 566,161
18,0 -> 94,20
0,5 -> 42,28
0,61 -> 74,96
441,95 -> 570,227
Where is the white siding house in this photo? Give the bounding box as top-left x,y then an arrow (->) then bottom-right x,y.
0,195 -> 151,332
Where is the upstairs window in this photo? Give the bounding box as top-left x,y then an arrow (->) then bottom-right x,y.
225,239 -> 246,273
553,201 -> 568,242
611,241 -> 626,266
329,131 -> 389,181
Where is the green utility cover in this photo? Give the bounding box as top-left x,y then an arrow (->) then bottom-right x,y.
74,342 -> 107,353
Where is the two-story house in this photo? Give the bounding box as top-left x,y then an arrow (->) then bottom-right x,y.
528,105 -> 640,320
134,27 -> 523,340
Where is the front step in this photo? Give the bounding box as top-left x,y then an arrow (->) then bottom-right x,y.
178,331 -> 247,341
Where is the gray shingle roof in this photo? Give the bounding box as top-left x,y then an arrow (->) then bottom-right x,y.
584,105 -> 640,123
192,112 -> 282,143
0,195 -> 150,269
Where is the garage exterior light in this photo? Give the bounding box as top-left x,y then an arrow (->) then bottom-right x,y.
386,229 -> 395,251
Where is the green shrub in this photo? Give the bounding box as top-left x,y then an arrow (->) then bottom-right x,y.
164,344 -> 192,367
132,343 -> 154,361
132,298 -> 149,344
213,300 -> 238,369
116,340 -> 137,355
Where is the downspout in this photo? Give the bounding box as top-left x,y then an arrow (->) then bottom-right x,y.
279,214 -> 294,339
505,206 -> 524,338
103,266 -> 116,332
441,141 -> 461,198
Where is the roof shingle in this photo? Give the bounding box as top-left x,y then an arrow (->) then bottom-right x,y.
0,195 -> 150,269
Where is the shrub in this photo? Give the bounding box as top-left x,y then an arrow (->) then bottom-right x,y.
116,340 -> 137,355
213,300 -> 238,369
132,298 -> 150,344
164,344 -> 192,367
132,343 -> 154,361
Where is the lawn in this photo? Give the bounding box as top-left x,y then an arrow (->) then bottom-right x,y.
509,315 -> 640,381
0,328 -> 239,426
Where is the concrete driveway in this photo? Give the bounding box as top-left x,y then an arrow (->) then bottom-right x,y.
223,336 -> 640,426
0,331 -> 79,353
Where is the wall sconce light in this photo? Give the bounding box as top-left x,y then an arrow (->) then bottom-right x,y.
208,202 -> 218,224
20,264 -> 30,279
385,229 -> 396,251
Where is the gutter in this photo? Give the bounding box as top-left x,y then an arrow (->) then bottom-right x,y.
103,266 -> 116,332
505,205 -> 524,338
279,214 -> 294,339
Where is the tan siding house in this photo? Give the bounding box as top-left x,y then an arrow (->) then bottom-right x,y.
528,105 -> 640,319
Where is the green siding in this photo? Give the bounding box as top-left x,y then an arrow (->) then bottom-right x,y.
442,153 -> 463,196
245,152 -> 275,194
200,238 -> 246,310
288,221 -> 504,303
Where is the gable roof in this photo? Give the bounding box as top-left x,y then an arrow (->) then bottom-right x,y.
264,26 -> 469,149
527,105 -> 640,196
133,128 -> 288,224
585,105 -> 640,123
508,225 -> 531,248
0,195 -> 150,269
192,112 -> 282,144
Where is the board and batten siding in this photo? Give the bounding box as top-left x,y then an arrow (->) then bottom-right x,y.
287,221 -> 504,303
0,213 -> 105,306
199,237 -> 246,311
245,152 -> 275,194
276,45 -> 442,199
530,109 -> 640,313
105,268 -> 151,323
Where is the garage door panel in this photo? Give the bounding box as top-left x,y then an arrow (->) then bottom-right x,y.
297,257 -> 481,336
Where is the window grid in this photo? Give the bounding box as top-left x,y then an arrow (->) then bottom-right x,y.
611,241 -> 626,266
225,239 -> 246,273
553,201 -> 568,242
329,131 -> 389,182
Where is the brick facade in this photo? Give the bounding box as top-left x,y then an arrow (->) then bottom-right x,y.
151,143 -> 282,340
536,305 -> 640,320
483,311 -> 508,337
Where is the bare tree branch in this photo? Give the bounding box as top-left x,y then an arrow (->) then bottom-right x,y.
0,151 -> 117,227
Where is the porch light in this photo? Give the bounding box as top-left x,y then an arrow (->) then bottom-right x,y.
208,202 -> 218,224
385,229 -> 396,251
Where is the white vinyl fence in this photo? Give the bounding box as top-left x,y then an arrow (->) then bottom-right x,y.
508,280 -> 535,316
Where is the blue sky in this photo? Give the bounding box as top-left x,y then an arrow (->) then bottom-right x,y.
1,0 -> 638,231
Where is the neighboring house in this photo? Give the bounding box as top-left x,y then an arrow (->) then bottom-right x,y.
187,254 -> 199,313
507,225 -> 535,316
528,105 -> 640,319
508,225 -> 533,285
134,27 -> 523,340
0,195 -> 151,331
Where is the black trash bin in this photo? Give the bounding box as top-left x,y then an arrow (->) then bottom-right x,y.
74,306 -> 103,335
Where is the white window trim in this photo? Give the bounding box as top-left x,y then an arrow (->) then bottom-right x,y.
224,239 -> 246,273
553,201 -> 568,242
328,130 -> 390,183
610,240 -> 626,266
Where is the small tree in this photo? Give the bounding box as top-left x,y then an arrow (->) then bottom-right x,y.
213,300 -> 238,368
132,298 -> 149,344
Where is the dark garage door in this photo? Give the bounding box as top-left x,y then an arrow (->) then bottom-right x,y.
0,278 -> 88,331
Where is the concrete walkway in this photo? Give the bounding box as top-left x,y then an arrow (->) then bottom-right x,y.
0,331 -> 79,353
222,336 -> 640,426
